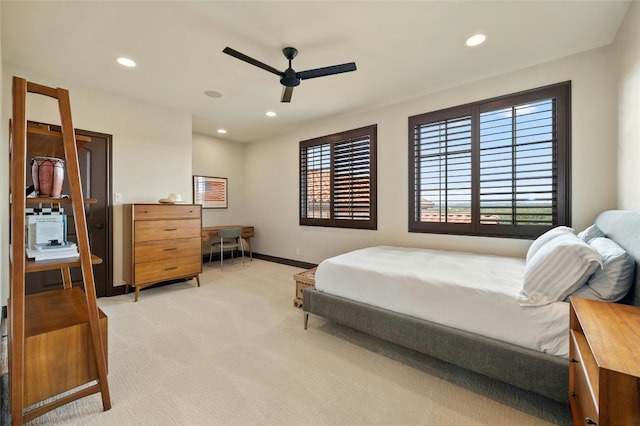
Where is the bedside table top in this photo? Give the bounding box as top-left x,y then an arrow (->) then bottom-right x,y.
570,297 -> 640,378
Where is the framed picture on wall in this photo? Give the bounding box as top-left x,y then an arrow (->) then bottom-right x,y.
193,175 -> 228,209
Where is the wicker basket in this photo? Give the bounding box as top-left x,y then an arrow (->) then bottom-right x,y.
293,267 -> 316,308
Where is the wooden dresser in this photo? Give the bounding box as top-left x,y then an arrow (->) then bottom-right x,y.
569,297 -> 640,426
123,203 -> 202,301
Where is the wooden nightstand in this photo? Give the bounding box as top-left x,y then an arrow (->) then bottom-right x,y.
569,297 -> 640,425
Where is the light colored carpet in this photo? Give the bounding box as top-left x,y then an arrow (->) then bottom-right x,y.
3,259 -> 570,425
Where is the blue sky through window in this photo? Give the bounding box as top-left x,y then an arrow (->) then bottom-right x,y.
418,98 -> 555,223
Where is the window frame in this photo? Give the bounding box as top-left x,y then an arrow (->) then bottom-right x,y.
408,82 -> 571,238
299,124 -> 377,230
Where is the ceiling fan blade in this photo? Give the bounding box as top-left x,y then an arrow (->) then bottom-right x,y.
297,62 -> 357,80
281,86 -> 294,103
222,47 -> 282,77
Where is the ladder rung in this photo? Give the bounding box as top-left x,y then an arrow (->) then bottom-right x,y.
26,81 -> 58,98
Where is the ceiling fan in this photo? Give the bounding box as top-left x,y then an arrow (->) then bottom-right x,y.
222,46 -> 357,102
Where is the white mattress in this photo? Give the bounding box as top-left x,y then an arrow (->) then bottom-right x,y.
315,246 -> 569,358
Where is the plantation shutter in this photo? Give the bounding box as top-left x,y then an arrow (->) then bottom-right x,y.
409,81 -> 570,238
334,136 -> 372,221
300,124 -> 377,229
479,99 -> 556,226
300,144 -> 331,219
413,115 -> 472,224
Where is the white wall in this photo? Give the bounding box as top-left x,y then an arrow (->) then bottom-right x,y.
1,62 -> 193,306
191,132 -> 246,251
614,0 -> 640,210
244,46 -> 618,265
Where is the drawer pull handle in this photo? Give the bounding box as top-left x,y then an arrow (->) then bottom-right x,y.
164,228 -> 178,232
165,266 -> 178,271
585,418 -> 597,425
164,247 -> 178,251
570,392 -> 577,397
569,358 -> 578,363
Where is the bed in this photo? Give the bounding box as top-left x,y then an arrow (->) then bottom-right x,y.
302,210 -> 640,403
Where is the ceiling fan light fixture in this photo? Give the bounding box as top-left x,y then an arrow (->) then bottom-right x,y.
465,33 -> 487,47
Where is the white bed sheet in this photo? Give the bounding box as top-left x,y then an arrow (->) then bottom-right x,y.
315,246 -> 569,358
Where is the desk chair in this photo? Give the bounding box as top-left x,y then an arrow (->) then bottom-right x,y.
209,228 -> 245,271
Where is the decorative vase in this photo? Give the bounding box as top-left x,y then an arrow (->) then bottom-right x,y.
31,157 -> 65,197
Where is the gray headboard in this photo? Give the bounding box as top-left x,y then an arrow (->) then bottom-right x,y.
594,210 -> 640,306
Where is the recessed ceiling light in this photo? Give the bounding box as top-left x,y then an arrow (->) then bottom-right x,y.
217,129 -> 227,134
266,111 -> 277,117
204,90 -> 223,98
465,33 -> 486,47
116,57 -> 137,67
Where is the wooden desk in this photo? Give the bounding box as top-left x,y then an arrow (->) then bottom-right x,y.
202,225 -> 255,258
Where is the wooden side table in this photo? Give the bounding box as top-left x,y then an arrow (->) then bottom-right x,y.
293,267 -> 316,308
569,297 -> 640,425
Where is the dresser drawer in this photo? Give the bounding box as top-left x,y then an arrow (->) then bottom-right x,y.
135,237 -> 202,263
133,204 -> 201,220
135,219 -> 201,242
134,255 -> 202,285
241,226 -> 254,239
570,329 -> 599,425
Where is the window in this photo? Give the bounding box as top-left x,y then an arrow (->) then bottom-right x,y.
300,125 -> 377,229
409,82 -> 571,238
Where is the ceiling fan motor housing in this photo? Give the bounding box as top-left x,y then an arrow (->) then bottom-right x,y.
280,68 -> 300,87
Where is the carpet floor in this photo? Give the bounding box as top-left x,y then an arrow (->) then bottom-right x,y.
1,259 -> 571,425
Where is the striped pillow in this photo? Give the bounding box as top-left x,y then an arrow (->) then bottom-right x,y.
526,226 -> 574,263
519,233 -> 602,306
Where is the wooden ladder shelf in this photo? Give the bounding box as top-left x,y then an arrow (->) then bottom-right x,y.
8,77 -> 111,424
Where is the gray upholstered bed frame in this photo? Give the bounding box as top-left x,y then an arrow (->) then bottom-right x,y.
302,210 -> 640,403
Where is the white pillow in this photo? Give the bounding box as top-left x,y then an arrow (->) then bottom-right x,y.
519,233 -> 602,306
525,226 -> 574,263
569,285 -> 603,301
585,237 -> 634,301
577,224 -> 605,243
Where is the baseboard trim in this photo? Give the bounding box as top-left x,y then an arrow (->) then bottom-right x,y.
252,253 -> 316,270
112,253 -> 317,298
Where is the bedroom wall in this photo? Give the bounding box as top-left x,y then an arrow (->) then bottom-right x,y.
191,132 -> 247,251
614,0 -> 640,210
244,46 -> 617,265
0,62 -> 193,306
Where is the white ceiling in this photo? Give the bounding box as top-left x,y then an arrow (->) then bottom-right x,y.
1,1 -> 631,143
